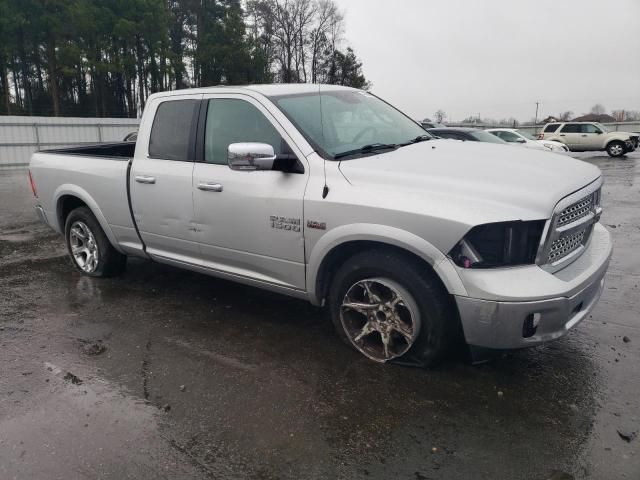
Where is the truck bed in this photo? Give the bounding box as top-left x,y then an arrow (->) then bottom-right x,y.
29,142 -> 142,255
41,142 -> 135,159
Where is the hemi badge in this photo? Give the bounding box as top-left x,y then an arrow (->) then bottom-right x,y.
307,220 -> 326,230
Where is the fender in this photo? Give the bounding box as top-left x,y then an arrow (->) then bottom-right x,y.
53,184 -> 125,255
306,223 -> 468,305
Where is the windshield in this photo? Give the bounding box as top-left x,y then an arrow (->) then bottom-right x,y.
594,122 -> 610,133
516,129 -> 537,140
470,130 -> 507,144
270,89 -> 431,159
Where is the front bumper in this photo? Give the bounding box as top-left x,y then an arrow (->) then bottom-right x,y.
453,223 -> 612,349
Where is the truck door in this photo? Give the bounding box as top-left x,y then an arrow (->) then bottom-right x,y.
192,95 -> 308,291
129,95 -> 202,264
557,123 -> 582,149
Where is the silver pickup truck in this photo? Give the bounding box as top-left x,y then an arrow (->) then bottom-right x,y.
29,84 -> 612,365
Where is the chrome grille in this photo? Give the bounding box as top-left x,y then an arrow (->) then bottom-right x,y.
557,194 -> 594,227
548,230 -> 586,262
539,181 -> 602,271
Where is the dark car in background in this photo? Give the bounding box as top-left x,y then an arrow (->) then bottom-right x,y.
427,127 -> 508,144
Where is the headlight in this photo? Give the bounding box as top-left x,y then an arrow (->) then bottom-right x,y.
449,220 -> 546,268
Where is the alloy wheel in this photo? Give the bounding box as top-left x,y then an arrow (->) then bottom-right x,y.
69,221 -> 100,273
340,278 -> 420,362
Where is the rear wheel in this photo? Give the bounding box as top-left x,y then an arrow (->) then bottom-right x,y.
328,249 -> 456,366
64,207 -> 126,277
606,141 -> 626,157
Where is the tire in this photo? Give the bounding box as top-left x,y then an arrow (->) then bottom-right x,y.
606,141 -> 626,158
64,206 -> 126,277
328,249 -> 456,367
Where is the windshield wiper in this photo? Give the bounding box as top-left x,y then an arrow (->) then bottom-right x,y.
333,143 -> 398,159
399,134 -> 432,146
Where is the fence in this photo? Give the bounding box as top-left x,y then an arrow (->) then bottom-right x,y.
0,116 -> 140,168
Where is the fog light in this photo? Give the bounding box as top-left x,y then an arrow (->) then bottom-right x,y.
523,313 -> 541,338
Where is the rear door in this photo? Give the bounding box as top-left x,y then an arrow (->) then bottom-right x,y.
191,94 -> 309,290
557,123 -> 582,149
130,95 -> 202,264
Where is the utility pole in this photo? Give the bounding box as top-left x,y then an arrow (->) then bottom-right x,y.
534,101 -> 540,125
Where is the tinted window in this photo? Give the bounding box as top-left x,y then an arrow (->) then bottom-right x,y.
494,131 -> 520,142
149,99 -> 199,160
205,99 -> 283,165
432,131 -> 461,140
469,131 -> 506,143
560,123 -> 581,133
544,123 -> 560,132
581,124 -> 601,133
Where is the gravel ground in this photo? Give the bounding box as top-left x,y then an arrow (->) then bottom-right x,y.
0,151 -> 638,479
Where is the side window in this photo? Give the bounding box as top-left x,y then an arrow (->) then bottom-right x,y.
434,131 -> 457,140
544,123 -> 560,133
499,131 -> 520,142
581,124 -> 600,133
560,123 -> 580,133
205,99 -> 284,165
149,99 -> 199,160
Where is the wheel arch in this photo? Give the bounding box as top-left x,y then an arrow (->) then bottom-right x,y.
307,224 -> 467,306
54,185 -> 124,254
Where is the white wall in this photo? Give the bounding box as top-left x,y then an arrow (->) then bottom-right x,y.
0,116 -> 139,168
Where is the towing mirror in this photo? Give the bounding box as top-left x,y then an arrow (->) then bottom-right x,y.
228,143 -> 276,171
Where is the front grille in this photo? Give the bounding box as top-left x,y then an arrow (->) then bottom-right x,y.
540,182 -> 602,270
557,194 -> 594,227
548,229 -> 586,262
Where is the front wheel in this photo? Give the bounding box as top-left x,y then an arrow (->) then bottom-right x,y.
328,250 -> 456,366
64,207 -> 127,277
606,141 -> 626,157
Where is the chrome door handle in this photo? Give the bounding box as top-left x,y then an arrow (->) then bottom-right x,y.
135,175 -> 156,184
197,182 -> 223,192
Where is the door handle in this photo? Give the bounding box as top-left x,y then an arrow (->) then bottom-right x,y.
560,134 -> 566,136
581,134 -> 588,137
135,175 -> 156,184
197,182 -> 223,192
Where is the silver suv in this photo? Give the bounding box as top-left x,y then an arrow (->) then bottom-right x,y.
539,122 -> 638,157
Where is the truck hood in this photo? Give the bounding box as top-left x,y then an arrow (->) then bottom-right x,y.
338,139 -> 601,221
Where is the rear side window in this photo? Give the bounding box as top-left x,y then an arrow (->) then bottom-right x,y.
560,123 -> 581,133
149,99 -> 199,160
544,123 -> 560,133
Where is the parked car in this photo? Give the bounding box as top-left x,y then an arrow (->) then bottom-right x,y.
420,121 -> 446,129
427,127 -> 509,144
123,131 -> 138,142
487,128 -> 569,153
28,84 -> 612,366
539,122 -> 638,157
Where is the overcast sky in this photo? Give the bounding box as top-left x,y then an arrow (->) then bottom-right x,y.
336,0 -> 640,122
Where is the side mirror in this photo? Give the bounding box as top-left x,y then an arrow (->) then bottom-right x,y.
516,138 -> 527,143
228,143 -> 276,171
595,130 -> 602,134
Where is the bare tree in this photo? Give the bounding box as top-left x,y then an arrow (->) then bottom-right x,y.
559,110 -> 573,121
590,104 -> 606,115
434,110 -> 447,123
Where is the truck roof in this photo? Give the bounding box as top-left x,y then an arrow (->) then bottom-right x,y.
147,83 -> 356,101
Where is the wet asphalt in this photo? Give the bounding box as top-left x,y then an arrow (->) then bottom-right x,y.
0,152 -> 639,480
